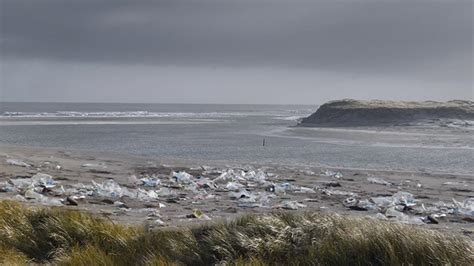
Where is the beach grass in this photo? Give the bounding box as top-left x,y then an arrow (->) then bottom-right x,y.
0,200 -> 472,265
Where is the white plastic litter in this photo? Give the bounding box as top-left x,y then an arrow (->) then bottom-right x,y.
229,189 -> 252,199
452,198 -> 474,217
226,181 -> 244,191
322,170 -> 343,179
9,178 -> 34,189
367,177 -> 392,186
274,200 -> 307,210
82,163 -> 107,168
298,186 -> 316,193
14,194 -> 27,202
32,173 -> 56,188
92,179 -> 133,198
172,171 -> 193,184
391,191 -> 416,206
0,181 -> 16,192
6,159 -> 31,167
320,189 -> 355,197
140,176 -> 161,187
385,207 -> 424,225
156,187 -> 174,197
196,178 -> 217,190
136,188 -> 159,201
24,188 -> 44,200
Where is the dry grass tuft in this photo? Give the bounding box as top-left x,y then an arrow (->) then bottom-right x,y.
0,200 -> 472,265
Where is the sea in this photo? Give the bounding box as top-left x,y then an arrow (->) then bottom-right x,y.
1,102 -> 473,174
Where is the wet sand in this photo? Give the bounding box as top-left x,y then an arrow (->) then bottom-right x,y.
0,144 -> 472,239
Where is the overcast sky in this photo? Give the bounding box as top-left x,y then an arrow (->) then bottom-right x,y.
0,0 -> 472,104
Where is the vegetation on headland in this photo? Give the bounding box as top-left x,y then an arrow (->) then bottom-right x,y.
299,99 -> 474,127
0,200 -> 472,265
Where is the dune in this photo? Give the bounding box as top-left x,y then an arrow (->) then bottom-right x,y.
299,99 -> 474,127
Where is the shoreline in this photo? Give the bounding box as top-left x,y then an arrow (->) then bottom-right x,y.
2,142 -> 473,177
1,144 -> 473,239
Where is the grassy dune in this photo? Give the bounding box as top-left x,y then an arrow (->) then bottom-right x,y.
0,200 -> 472,265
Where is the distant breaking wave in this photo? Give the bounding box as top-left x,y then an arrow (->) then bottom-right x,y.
1,109 -> 314,120
1,111 -> 251,118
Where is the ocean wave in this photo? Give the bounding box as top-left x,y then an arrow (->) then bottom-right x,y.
1,111 -> 249,118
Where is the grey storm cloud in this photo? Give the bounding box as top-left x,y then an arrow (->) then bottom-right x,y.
1,0 -> 471,71
0,0 -> 472,103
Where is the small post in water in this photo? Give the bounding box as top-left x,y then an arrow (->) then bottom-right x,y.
263,138 -> 266,147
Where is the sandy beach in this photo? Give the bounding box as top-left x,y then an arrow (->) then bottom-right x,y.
1,144 -> 472,239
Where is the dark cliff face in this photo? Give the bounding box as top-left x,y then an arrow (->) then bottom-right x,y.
299,99 -> 474,127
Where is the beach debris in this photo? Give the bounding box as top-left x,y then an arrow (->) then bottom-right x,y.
114,201 -> 129,209
31,173 -> 57,189
14,194 -> 27,202
343,197 -> 377,211
92,179 -> 133,198
374,213 -> 388,220
320,188 -> 355,197
297,186 -> 316,194
322,170 -> 343,179
0,181 -> 16,192
384,206 -> 424,225
172,171 -> 193,184
241,170 -> 267,184
323,181 -> 341,187
156,187 -> 174,197
443,181 -> 468,186
128,175 -> 139,185
229,189 -> 252,199
226,181 -> 244,191
273,200 -> 307,210
196,178 -> 217,190
425,215 -> 439,224
82,163 -> 107,168
367,177 -> 392,186
149,219 -> 166,227
370,191 -> 416,208
66,196 -> 78,206
391,191 -> 417,207
24,189 -> 44,200
6,159 -> 31,167
8,178 -> 33,189
136,188 -> 159,201
452,198 -> 474,217
300,170 -> 316,176
186,209 -> 211,220
139,176 -> 161,187
266,182 -> 296,195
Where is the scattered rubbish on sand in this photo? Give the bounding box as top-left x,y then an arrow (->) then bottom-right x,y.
367,177 -> 392,186
226,181 -> 244,191
139,176 -> 161,187
172,171 -> 193,184
186,209 -> 211,220
452,198 -> 474,217
2,164 -> 471,230
32,173 -> 57,189
273,200 -> 307,210
66,196 -> 78,206
6,159 -> 31,167
82,163 -> 107,168
320,188 -> 355,197
322,170 -> 343,179
343,197 -> 376,211
92,179 -> 134,198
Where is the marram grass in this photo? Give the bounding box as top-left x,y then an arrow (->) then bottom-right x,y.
0,200 -> 472,265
